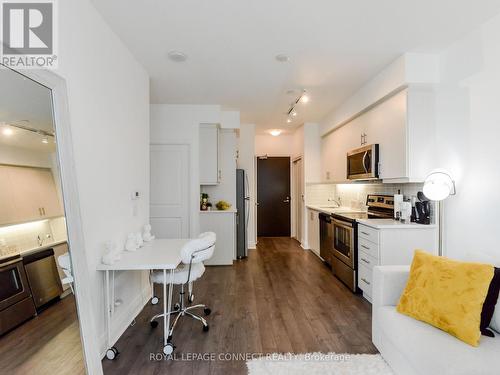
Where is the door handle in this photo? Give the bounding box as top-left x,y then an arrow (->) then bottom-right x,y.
283,197 -> 290,203
362,151 -> 368,173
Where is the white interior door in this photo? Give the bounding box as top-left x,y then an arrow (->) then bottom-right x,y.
150,144 -> 190,238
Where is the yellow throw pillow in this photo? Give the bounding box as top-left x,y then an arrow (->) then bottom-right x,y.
397,250 -> 494,346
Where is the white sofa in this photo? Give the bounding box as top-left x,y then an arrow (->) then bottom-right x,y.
372,265 -> 500,375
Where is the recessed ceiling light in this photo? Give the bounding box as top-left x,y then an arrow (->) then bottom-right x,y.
41,137 -> 49,144
286,118 -> 292,123
2,127 -> 13,136
291,110 -> 297,117
270,129 -> 282,137
275,54 -> 290,63
168,50 -> 187,62
300,94 -> 310,103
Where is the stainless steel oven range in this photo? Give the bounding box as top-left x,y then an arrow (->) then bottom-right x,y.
331,194 -> 394,292
0,255 -> 36,335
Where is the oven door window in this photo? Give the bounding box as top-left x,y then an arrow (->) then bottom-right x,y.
0,267 -> 23,301
334,223 -> 352,258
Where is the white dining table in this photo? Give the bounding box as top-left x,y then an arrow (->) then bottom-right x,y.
96,238 -> 190,359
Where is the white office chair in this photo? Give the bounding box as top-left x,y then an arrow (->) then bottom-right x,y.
57,252 -> 74,294
150,232 -> 216,339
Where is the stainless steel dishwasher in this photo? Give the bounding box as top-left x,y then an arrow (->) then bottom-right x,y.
319,212 -> 334,266
23,249 -> 63,311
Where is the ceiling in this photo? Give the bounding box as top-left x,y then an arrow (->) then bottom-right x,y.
0,68 -> 56,152
92,0 -> 500,134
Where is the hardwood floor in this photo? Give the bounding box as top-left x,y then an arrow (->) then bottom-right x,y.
102,237 -> 376,375
0,295 -> 85,375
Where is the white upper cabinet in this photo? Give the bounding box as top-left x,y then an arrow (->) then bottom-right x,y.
199,124 -> 220,185
0,167 -> 18,225
321,88 -> 436,183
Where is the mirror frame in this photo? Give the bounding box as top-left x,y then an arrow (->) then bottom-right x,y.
1,65 -> 102,374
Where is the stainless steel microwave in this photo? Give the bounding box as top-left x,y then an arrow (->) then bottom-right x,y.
346,144 -> 379,180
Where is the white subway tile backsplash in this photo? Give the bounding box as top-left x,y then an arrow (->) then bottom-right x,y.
305,184 -> 336,205
0,217 -> 67,256
306,182 -> 436,222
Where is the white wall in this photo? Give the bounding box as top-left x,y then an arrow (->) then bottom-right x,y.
255,134 -> 295,156
320,53 -> 439,136
435,13 -> 500,260
150,105 -> 239,237
0,145 -> 52,168
57,0 -> 150,361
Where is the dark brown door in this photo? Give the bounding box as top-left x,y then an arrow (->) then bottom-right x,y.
257,157 -> 291,237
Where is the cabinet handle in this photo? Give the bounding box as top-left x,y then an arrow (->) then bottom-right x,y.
361,244 -> 370,250
361,231 -> 370,236
361,278 -> 371,285
361,258 -> 370,264
42,207 -> 46,216
38,207 -> 42,216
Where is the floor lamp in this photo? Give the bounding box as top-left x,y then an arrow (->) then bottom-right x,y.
423,170 -> 457,256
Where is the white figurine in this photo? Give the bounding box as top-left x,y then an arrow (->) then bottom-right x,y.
142,224 -> 155,242
136,232 -> 144,248
102,240 -> 122,265
125,233 -> 138,251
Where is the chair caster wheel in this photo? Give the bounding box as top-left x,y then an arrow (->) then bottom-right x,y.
106,346 -> 119,360
188,294 -> 195,303
173,303 -> 180,311
203,324 -> 209,332
163,342 -> 174,356
204,308 -> 211,316
150,320 -> 159,328
151,296 -> 159,305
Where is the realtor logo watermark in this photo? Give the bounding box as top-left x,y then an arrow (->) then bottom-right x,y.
1,0 -> 58,68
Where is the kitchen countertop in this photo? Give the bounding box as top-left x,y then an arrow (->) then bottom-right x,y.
357,219 -> 437,229
0,239 -> 68,261
200,209 -> 237,214
306,205 -> 363,215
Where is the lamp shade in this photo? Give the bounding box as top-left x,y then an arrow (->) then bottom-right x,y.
423,170 -> 456,201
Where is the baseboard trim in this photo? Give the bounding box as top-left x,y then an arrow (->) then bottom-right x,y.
248,241 -> 256,249
99,284 -> 151,358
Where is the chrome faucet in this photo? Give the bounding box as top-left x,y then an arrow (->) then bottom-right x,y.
328,197 -> 342,207
37,235 -> 43,247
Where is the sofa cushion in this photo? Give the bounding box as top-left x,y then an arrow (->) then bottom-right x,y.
378,306 -> 500,375
465,251 -> 500,334
397,250 -> 493,346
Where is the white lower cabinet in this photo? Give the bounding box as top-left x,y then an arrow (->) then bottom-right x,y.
307,208 -> 320,256
357,223 -> 438,302
200,211 -> 235,265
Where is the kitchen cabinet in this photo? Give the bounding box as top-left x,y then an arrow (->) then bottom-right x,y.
200,210 -> 235,265
357,222 -> 438,302
0,165 -> 64,225
307,208 -> 320,256
0,167 -> 18,225
321,87 -> 436,183
321,122 -> 353,182
199,124 -> 220,185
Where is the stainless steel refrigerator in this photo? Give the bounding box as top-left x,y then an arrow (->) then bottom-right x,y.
236,169 -> 250,258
